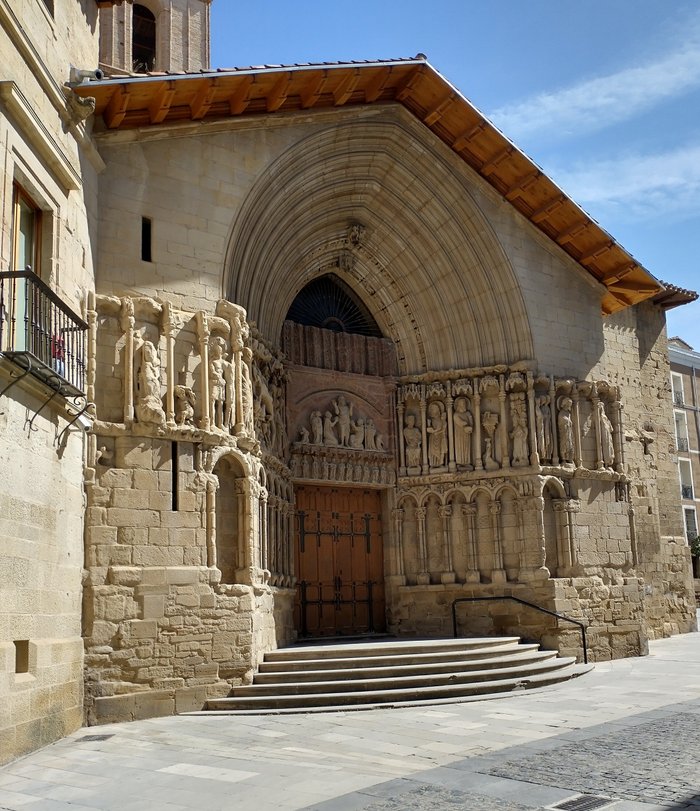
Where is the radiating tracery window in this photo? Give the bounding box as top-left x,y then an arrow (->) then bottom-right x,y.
285,273 -> 382,337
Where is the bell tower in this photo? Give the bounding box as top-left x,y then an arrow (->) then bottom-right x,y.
99,0 -> 212,75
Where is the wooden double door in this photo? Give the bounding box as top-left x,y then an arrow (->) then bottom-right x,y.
295,485 -> 385,637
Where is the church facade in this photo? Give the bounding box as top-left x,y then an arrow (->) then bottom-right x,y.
1,0 -> 697,762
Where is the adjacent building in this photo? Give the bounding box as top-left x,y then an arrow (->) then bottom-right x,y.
2,0 -> 698,764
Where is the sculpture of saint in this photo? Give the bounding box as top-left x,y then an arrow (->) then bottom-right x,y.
426,401 -> 447,468
240,348 -> 255,435
333,396 -> 353,447
208,336 -> 227,430
557,396 -> 575,463
453,397 -> 473,468
323,410 -> 339,446
135,340 -> 166,426
403,414 -> 422,469
310,411 -> 323,445
364,419 -> 377,450
510,396 -> 529,467
536,395 -> 552,462
598,401 -> 615,467
174,385 -> 195,426
349,418 -> 365,449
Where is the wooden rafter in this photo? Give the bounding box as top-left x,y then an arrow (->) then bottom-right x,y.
504,169 -> 540,200
579,241 -> 614,264
267,72 -> 292,113
300,72 -> 327,109
333,69 -> 360,106
481,146 -> 513,175
452,120 -> 486,151
555,219 -> 590,245
229,76 -> 254,115
364,67 -> 392,102
148,81 -> 176,124
424,93 -> 454,126
190,78 -> 217,120
104,85 -> 130,129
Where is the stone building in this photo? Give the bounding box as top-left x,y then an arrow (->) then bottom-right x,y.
669,337 -> 700,589
1,0 -> 697,763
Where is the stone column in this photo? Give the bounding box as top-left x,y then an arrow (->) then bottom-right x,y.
259,489 -> 269,573
287,502 -> 296,584
527,372 -> 539,466
572,389 -> 583,468
549,376 -> 559,465
86,291 -> 97,409
473,389 -> 483,471
397,400 -> 406,475
438,505 -> 455,583
196,312 -> 210,431
592,391 -> 604,470
415,507 -> 430,584
489,501 -> 506,582
446,394 -> 457,473
552,499 -> 572,571
120,297 -> 135,425
462,504 -> 480,583
613,399 -> 625,473
420,397 -> 429,474
205,476 -> 218,569
162,302 -> 176,427
392,507 -> 406,580
498,376 -> 509,469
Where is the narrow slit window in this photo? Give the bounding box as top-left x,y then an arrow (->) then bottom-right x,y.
141,217 -> 152,262
14,640 -> 29,673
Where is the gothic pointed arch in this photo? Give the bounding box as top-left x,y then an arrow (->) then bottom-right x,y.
223,110 -> 534,374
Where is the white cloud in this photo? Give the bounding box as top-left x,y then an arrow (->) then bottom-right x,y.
548,144 -> 700,221
489,37 -> 700,141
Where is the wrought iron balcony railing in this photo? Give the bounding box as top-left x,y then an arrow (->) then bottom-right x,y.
0,270 -> 87,397
681,484 -> 694,500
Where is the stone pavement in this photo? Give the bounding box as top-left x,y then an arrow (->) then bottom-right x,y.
2,621 -> 700,811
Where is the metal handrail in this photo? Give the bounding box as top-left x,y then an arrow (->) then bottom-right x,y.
451,596 -> 588,664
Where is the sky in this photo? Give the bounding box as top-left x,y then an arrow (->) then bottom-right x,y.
210,1 -> 700,349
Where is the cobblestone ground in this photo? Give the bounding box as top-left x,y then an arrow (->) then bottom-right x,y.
485,712 -> 700,806
362,785 -> 531,810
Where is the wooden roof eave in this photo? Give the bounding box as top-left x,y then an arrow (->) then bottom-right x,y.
72,59 -> 668,314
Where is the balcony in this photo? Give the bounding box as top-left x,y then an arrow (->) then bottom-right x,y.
0,270 -> 86,397
682,485 -> 694,500
677,436 -> 690,452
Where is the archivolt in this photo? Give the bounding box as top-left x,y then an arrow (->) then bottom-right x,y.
224,111 -> 534,374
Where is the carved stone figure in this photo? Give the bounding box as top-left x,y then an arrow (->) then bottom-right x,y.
364,419 -> 377,450
403,414 -> 422,468
510,394 -> 529,467
333,396 -> 353,447
240,348 -> 255,435
135,340 -> 166,426
453,397 -> 473,468
323,410 -> 339,446
208,336 -> 227,430
557,396 -> 575,463
426,401 -> 447,468
482,410 -> 499,471
349,418 -> 365,449
536,395 -> 552,462
310,410 -> 323,445
598,401 -> 615,467
299,426 -> 310,444
174,385 -> 196,426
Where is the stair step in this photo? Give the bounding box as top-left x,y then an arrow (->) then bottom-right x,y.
264,636 -> 521,662
241,656 -> 570,696
258,642 -> 540,673
206,661 -> 584,711
254,649 -> 555,683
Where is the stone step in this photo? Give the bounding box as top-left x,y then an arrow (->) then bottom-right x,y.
254,648 -> 555,683
205,661 -> 589,712
258,641 -> 539,673
238,655 -> 570,696
263,636 -> 520,662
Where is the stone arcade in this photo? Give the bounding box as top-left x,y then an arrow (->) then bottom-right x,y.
1,0 -> 697,761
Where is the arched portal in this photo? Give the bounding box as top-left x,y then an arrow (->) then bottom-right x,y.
224,113 -> 534,374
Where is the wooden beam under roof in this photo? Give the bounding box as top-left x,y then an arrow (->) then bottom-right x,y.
190,78 -> 218,120
424,93 -> 454,126
504,169 -> 540,200
300,71 -> 327,109
452,120 -> 486,151
266,71 -> 292,113
364,67 -> 392,102
104,85 -> 130,129
530,194 -> 566,223
481,146 -> 513,175
579,240 -> 614,264
148,80 -> 176,124
395,64 -> 426,101
555,219 -> 590,245
333,69 -> 361,106
229,75 -> 254,115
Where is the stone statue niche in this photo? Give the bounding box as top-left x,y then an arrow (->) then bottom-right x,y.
426,400 -> 448,470
208,335 -> 235,433
453,396 -> 474,470
403,412 -> 422,473
135,337 -> 166,428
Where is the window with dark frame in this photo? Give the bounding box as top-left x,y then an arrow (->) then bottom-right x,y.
141,217 -> 152,262
11,183 -> 42,274
133,4 -> 156,72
